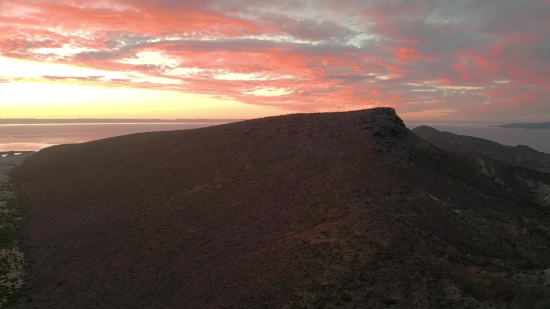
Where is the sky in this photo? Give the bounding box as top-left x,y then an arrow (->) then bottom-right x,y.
1,0 -> 549,121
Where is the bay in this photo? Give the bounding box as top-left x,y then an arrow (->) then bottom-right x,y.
0,123 -> 224,151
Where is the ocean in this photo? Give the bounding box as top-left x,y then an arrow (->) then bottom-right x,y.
1,121 -> 549,154
0,123 -> 224,152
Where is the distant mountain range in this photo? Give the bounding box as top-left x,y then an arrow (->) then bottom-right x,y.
0,119 -> 241,124
7,108 -> 550,309
489,122 -> 550,129
413,125 -> 550,173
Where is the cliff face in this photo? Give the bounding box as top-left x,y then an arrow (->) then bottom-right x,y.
413,125 -> 550,173
9,108 -> 550,309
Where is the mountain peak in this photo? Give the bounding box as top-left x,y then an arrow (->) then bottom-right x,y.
411,125 -> 441,134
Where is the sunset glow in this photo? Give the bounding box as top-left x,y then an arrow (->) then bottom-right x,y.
1,0 -> 549,120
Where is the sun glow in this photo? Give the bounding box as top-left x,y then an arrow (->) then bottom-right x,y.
0,82 -> 290,118
1,0 -> 549,121
0,56 -> 123,80
0,57 -> 291,119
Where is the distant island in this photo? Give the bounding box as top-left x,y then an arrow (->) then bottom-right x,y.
489,122 -> 550,129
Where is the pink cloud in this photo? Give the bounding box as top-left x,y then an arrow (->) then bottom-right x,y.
0,0 -> 549,119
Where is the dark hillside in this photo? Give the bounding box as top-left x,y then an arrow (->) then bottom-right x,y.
412,125 -> 550,173
9,108 -> 550,309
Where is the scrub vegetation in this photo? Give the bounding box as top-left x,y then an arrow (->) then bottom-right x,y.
0,181 -> 25,307
7,108 -> 550,308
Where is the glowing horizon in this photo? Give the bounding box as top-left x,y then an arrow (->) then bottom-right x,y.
1,0 -> 549,121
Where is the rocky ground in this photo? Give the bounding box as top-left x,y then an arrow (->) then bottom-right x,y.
0,153 -> 33,307
7,109 -> 550,308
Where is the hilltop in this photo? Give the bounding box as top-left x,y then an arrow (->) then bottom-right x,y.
413,125 -> 550,173
8,108 -> 550,309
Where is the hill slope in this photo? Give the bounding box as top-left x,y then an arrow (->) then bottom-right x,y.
9,108 -> 550,309
412,125 -> 550,173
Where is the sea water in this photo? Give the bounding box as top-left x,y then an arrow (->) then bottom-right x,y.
1,121 -> 549,154
0,123 -> 223,151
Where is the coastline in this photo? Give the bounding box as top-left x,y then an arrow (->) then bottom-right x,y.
0,153 -> 33,307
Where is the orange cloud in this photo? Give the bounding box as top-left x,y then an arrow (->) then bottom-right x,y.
392,47 -> 439,62
1,0 -> 549,119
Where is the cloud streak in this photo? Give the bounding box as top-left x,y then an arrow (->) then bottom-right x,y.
1,0 -> 549,120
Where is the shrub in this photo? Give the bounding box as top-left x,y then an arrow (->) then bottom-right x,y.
384,298 -> 397,306
340,293 -> 352,302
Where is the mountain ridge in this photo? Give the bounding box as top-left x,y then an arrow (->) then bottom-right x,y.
7,108 -> 550,309
412,125 -> 550,173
